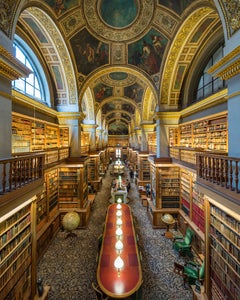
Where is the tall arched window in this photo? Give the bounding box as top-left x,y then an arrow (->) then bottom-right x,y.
12,36 -> 50,106
194,45 -> 226,102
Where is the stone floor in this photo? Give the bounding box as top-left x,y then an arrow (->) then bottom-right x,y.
37,165 -> 193,299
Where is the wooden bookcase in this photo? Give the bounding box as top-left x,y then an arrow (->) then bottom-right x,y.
136,152 -> 150,187
0,204 -> 32,300
12,115 -> 31,153
12,113 -> 69,153
46,168 -> 58,218
87,153 -> 102,191
169,113 -> 228,152
45,125 -> 59,149
180,168 -> 192,216
147,157 -> 179,228
148,132 -> 157,154
59,127 -> 69,148
209,203 -> 240,300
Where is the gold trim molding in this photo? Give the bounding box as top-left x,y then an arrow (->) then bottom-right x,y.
208,46 -> 240,80
0,46 -> 31,80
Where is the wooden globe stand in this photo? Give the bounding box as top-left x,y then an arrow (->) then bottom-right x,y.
161,214 -> 176,239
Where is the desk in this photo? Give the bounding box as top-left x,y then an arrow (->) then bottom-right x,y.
97,204 -> 142,298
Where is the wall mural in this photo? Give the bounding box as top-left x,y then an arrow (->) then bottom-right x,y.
102,102 -> 115,114
108,122 -> 129,135
159,0 -> 196,15
70,28 -> 109,76
93,83 -> 113,103
128,28 -> 167,75
44,0 -> 79,16
124,83 -> 143,103
122,103 -> 135,114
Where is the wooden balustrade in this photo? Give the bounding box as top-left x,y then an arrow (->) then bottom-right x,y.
0,154 -> 44,194
196,153 -> 240,193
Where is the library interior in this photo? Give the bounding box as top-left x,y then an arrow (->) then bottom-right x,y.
0,1 -> 240,299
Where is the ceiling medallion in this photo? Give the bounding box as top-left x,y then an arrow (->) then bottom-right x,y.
101,73 -> 136,87
83,0 -> 154,42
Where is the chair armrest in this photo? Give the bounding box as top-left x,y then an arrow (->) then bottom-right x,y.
173,235 -> 184,242
185,261 -> 200,269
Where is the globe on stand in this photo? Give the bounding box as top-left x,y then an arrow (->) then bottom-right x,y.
161,213 -> 176,239
62,211 -> 80,238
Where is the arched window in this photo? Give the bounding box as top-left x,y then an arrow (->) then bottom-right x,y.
12,36 -> 50,106
194,45 -> 226,102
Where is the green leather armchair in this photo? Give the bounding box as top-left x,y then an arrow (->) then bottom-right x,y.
183,260 -> 205,285
173,227 -> 194,257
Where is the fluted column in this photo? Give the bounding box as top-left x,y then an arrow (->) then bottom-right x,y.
58,112 -> 85,157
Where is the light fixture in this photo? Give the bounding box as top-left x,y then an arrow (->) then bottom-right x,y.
115,240 -> 123,252
117,198 -> 122,204
114,255 -> 124,276
116,227 -> 123,238
116,210 -> 122,217
116,203 -> 122,209
116,217 -> 122,227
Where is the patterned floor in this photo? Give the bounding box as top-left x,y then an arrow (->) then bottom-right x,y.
37,165 -> 193,299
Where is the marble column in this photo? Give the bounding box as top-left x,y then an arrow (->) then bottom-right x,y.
82,124 -> 98,152
140,123 -> 155,152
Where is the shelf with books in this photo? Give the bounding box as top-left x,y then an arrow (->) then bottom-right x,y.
192,177 -> 205,233
36,182 -> 47,229
12,115 -> 31,153
169,127 -> 179,147
0,204 -> 32,300
46,168 -> 58,217
58,167 -> 80,210
179,123 -> 192,147
157,166 -> 180,209
209,203 -> 240,300
59,127 -> 69,148
45,125 -> 59,149
180,169 -> 192,216
31,121 -> 45,151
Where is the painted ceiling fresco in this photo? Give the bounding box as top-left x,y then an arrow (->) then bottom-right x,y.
23,0 -> 219,137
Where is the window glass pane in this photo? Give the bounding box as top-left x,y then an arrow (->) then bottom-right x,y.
15,48 -> 25,63
26,59 -> 33,71
35,78 -> 40,90
26,83 -> 34,95
15,79 -> 25,90
26,74 -> 34,85
35,90 -> 41,99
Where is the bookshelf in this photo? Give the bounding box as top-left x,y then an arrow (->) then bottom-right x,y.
209,204 -> 240,300
87,154 -> 102,191
0,204 -> 32,300
148,132 -> 157,154
12,113 -> 69,153
136,153 -> 150,187
59,127 -> 69,148
46,169 -> 58,218
32,121 -> 45,151
12,116 -> 31,153
170,113 -> 227,152
58,166 -> 81,210
180,169 -> 192,216
192,181 -> 205,233
45,125 -> 59,149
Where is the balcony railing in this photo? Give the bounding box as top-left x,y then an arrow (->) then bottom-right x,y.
196,153 -> 240,194
0,153 -> 44,194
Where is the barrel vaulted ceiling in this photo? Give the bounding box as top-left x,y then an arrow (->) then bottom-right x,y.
13,0 -> 224,135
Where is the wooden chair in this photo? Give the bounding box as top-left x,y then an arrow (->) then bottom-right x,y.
173,227 -> 194,258
92,282 -> 108,300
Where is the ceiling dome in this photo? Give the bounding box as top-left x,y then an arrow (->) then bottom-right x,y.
99,0 -> 138,28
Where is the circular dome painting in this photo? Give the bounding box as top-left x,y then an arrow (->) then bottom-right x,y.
109,72 -> 128,81
100,0 -> 138,28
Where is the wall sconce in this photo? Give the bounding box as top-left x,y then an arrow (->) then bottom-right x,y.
114,255 -> 124,276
